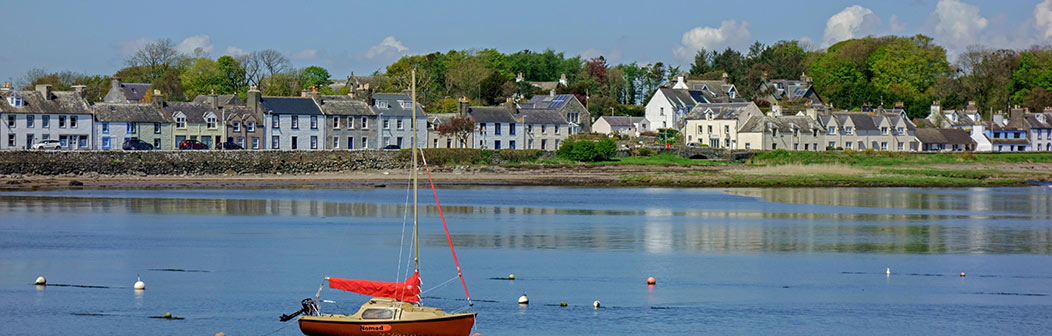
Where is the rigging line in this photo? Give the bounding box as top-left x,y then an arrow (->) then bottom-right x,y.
420,150 -> 472,306
395,176 -> 412,284
420,275 -> 460,295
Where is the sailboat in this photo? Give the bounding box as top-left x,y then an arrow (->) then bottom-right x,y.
292,70 -> 476,336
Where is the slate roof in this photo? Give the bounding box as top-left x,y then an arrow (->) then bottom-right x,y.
914,128 -> 975,145
528,81 -> 560,91
0,90 -> 92,114
990,138 -> 1031,145
93,103 -> 168,123
517,109 -> 567,124
819,113 -> 880,131
192,94 -> 244,106
520,94 -> 577,110
316,95 -> 374,116
685,102 -> 757,120
658,87 -> 702,109
119,83 -> 151,102
685,80 -> 735,103
1025,112 -> 1052,129
371,93 -> 425,117
764,80 -> 812,100
599,116 -> 635,127
163,102 -> 218,123
739,114 -> 824,133
467,107 -> 516,123
260,96 -> 323,115
221,105 -> 255,121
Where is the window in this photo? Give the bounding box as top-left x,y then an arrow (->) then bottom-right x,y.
707,125 -> 713,134
247,121 -> 255,132
176,116 -> 186,128
291,136 -> 298,149
361,309 -> 393,320
881,127 -> 889,135
272,116 -> 280,128
237,137 -> 245,147
828,126 -> 836,135
555,125 -> 560,134
361,117 -> 368,129
375,100 -> 388,109
897,127 -> 904,135
541,139 -> 547,150
829,141 -> 836,148
660,107 -> 665,116
154,123 -> 162,134
400,100 -> 413,109
433,139 -> 438,148
724,125 -> 730,134
479,123 -> 487,133
495,140 -> 501,149
555,139 -> 560,148
361,137 -> 367,149
772,143 -> 777,150
348,137 -> 354,149
347,116 -> 354,129
252,138 -> 259,149
495,123 -> 502,135
206,116 -> 217,129
880,142 -> 888,150
333,117 -> 340,129
510,140 -> 516,149
272,136 -> 279,149
897,142 -> 904,151
42,115 -> 49,128
397,118 -> 403,129
102,122 -> 110,134
310,136 -> 317,149
154,138 -> 161,149
6,115 -> 14,128
128,122 -> 136,134
383,118 -> 390,129
528,139 -> 534,149
310,115 -> 317,129
333,137 -> 339,149
845,142 -> 852,149
396,137 -> 403,148
26,115 -> 34,127
101,137 -> 111,149
794,144 -> 798,150
527,125 -> 533,134
446,139 -> 452,148
70,116 -> 78,128
844,126 -> 853,134
541,125 -> 547,134
291,115 -> 299,129
7,134 -> 13,147
745,143 -> 751,149
59,116 -> 66,128
510,123 -> 516,135
233,122 -> 241,132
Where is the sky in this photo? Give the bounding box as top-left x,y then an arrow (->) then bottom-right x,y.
3,0 -> 1052,84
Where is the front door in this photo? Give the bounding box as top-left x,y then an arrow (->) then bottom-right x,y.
292,136 -> 298,149
26,134 -> 34,149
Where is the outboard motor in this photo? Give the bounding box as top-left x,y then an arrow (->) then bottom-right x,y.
280,298 -> 320,322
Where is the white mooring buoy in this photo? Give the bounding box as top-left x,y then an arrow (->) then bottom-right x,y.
35,276 -> 47,285
134,275 -> 146,290
517,294 -> 529,304
593,300 -> 601,309
886,268 -> 891,276
507,274 -> 515,280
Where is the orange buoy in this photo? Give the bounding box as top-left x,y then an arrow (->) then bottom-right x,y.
647,277 -> 656,285
960,272 -> 966,277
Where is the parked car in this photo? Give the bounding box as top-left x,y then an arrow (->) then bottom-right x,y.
381,144 -> 401,150
122,139 -> 154,150
179,139 -> 209,150
32,139 -> 62,150
220,142 -> 244,150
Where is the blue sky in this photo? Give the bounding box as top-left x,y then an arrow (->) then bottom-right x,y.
2,0 -> 1050,83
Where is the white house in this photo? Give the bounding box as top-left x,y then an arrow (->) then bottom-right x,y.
259,96 -> 326,150
592,116 -> 644,136
644,74 -> 739,132
682,102 -> 762,148
1,84 -> 94,150
371,93 -> 427,149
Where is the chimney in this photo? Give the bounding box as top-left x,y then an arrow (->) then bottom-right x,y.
721,72 -> 729,81
769,104 -> 782,117
1,81 -> 12,92
894,101 -> 904,109
672,73 -> 688,89
559,73 -> 568,86
800,72 -> 807,81
457,97 -> 470,116
36,84 -> 53,100
516,72 -> 524,83
505,97 -> 517,114
110,76 -> 121,92
151,89 -> 164,107
1010,106 -> 1024,123
208,90 -> 219,107
72,85 -> 87,98
805,106 -> 818,121
930,100 -> 941,116
246,86 -> 261,113
549,89 -> 556,97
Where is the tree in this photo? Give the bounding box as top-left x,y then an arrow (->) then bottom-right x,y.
18,69 -> 109,102
302,66 -> 332,90
180,58 -> 226,98
1024,86 -> 1052,111
688,49 -> 714,76
436,114 -> 476,148
126,38 -> 184,82
217,56 -> 247,94
759,41 -> 808,79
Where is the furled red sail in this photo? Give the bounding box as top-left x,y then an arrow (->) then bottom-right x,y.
328,272 -> 421,303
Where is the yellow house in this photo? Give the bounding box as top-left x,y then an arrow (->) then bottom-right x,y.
164,102 -> 224,149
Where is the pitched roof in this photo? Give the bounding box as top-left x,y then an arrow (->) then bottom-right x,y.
163,102 -> 218,123
316,95 -> 374,116
764,79 -> 813,100
1025,112 -> 1052,129
685,102 -> 757,120
914,128 -> 975,145
0,90 -> 92,114
119,83 -> 151,101
371,93 -> 425,117
221,105 -> 255,121
260,96 -> 323,115
739,114 -> 824,133
520,94 -> 577,110
467,107 -> 516,123
657,87 -> 701,109
517,109 -> 567,124
822,112 -> 879,131
192,94 -> 244,106
93,103 -> 168,122
599,115 -> 635,126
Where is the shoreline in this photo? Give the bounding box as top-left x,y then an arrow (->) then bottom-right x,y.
2,162 -> 1049,191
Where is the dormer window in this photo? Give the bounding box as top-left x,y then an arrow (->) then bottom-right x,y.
399,100 -> 413,109
375,100 -> 389,109
175,114 -> 186,128
7,94 -> 23,107
206,115 -> 217,128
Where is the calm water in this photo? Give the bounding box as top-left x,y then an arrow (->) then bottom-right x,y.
1,186 -> 1051,335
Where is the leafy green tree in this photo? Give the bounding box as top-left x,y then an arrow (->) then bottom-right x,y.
688,49 -> 714,76
180,58 -> 226,98
301,66 -> 331,90
217,56 -> 247,93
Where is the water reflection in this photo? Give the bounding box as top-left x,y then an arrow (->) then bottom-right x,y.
726,187 -> 1052,215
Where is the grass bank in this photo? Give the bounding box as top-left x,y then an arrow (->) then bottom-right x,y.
747,150 -> 1052,166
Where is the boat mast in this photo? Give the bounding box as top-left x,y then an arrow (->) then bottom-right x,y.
412,69 -> 419,275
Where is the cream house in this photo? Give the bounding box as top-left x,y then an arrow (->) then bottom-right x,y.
683,102 -> 761,149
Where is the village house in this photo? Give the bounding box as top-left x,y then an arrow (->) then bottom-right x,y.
737,110 -> 826,151
987,108 -> 1030,152
102,76 -> 152,103
161,95 -> 224,149
458,99 -> 521,150
817,109 -> 919,151
1025,109 -> 1052,151
517,92 -> 590,133
93,102 -> 172,150
1,83 -> 94,150
914,128 -> 976,152
756,73 -> 823,106
257,92 -> 325,150
644,74 -> 739,132
517,108 -> 569,150
317,94 -> 376,150
683,102 -> 762,149
196,91 -> 260,149
591,116 -> 648,136
371,93 -> 427,149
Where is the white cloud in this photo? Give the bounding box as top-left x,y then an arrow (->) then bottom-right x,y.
889,14 -> 907,33
823,5 -> 881,46
1036,0 -> 1052,39
672,20 -> 751,61
364,36 -> 408,60
225,46 -> 248,57
293,49 -> 319,60
176,34 -> 214,57
932,0 -> 987,51
115,37 -> 151,57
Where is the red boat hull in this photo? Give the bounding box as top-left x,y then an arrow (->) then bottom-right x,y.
299,313 -> 476,336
